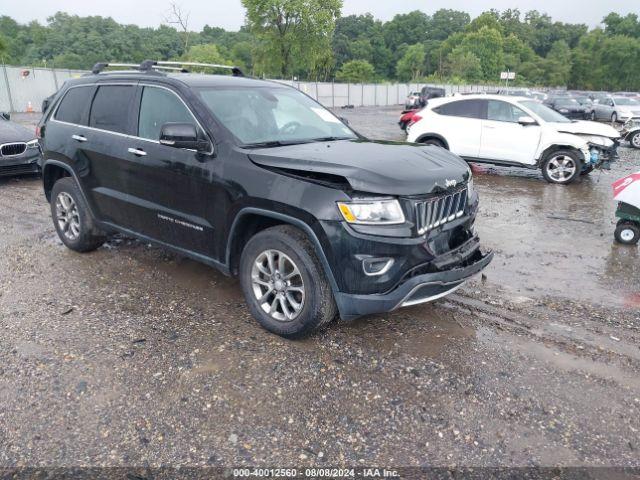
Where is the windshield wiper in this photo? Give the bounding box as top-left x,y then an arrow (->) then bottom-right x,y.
242,137 -> 353,149
309,136 -> 353,142
242,139 -> 311,149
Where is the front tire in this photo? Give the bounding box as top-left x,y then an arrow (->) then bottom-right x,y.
50,177 -> 106,252
239,225 -> 337,338
541,150 -> 582,185
629,131 -> 640,149
615,221 -> 640,245
611,112 -> 618,124
590,111 -> 596,121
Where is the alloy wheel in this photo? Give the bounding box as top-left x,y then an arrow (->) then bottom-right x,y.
55,192 -> 81,240
632,133 -> 640,148
251,249 -> 305,322
546,155 -> 577,183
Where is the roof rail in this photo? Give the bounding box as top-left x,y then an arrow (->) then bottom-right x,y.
91,60 -> 245,77
155,61 -> 244,77
91,62 -> 142,74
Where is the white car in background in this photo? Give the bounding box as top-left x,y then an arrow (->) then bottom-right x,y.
406,94 -> 620,184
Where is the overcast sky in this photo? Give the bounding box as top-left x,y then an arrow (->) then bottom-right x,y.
2,0 -> 637,31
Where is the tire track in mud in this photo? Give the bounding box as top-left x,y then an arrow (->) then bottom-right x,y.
444,291 -> 640,391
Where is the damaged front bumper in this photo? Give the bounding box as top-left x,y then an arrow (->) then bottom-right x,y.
585,140 -> 619,171
334,237 -> 493,320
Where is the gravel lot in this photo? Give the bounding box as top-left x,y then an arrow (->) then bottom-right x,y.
1,110 -> 640,474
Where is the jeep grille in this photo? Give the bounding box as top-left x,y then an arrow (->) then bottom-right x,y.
415,187 -> 468,235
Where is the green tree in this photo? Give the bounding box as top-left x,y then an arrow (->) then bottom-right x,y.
544,40 -> 572,86
427,9 -> 470,41
603,13 -> 640,38
383,11 -> 430,52
335,59 -> 374,82
445,48 -> 482,81
458,26 -> 504,81
395,43 -> 426,82
180,43 -> 231,65
242,0 -> 342,78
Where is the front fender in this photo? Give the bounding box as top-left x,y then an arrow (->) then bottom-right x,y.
536,131 -> 589,163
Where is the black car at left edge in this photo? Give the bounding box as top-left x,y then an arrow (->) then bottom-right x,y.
0,112 -> 42,177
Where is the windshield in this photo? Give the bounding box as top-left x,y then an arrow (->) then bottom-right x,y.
615,97 -> 640,106
556,98 -> 579,106
196,86 -> 357,146
519,100 -> 571,123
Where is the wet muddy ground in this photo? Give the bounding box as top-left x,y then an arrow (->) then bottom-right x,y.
1,110 -> 639,471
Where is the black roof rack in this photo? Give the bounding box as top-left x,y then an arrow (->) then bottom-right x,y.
91,60 -> 244,77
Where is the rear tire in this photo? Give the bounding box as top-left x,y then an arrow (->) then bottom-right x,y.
239,225 -> 337,338
541,149 -> 582,185
611,112 -> 618,123
615,221 -> 640,245
420,138 -> 446,149
50,177 -> 106,252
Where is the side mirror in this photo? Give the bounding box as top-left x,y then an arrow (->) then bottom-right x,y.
1,112 -> 10,121
159,123 -> 211,152
518,116 -> 537,126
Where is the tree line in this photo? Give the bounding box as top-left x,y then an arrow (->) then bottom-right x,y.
0,3 -> 639,90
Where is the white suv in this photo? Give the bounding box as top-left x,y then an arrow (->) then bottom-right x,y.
406,94 -> 620,184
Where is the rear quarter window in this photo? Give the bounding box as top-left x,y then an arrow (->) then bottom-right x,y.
433,100 -> 485,119
55,86 -> 94,125
89,85 -> 136,134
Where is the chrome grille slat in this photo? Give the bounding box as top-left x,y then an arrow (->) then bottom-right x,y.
1,142 -> 27,157
415,187 -> 468,234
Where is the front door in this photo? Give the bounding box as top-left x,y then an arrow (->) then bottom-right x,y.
122,84 -> 215,256
479,100 -> 541,166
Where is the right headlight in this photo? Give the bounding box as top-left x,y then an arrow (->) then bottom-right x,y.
337,199 -> 405,225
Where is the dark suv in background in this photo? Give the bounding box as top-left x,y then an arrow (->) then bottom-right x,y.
38,61 -> 492,338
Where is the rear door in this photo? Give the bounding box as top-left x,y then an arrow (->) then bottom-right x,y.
479,100 -> 541,166
431,99 -> 485,158
80,83 -> 141,230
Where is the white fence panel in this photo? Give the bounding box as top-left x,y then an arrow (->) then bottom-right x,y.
0,64 -> 505,112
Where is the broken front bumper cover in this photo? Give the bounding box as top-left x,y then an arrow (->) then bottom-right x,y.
334,247 -> 493,320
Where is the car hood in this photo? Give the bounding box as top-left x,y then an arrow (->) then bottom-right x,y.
550,120 -> 620,139
0,121 -> 34,144
248,139 -> 470,196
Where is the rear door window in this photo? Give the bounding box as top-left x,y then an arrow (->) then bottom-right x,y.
55,86 -> 94,125
433,100 -> 486,119
89,85 -> 136,134
137,86 -> 194,140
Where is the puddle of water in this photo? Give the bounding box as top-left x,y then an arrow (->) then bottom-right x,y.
335,304 -> 475,359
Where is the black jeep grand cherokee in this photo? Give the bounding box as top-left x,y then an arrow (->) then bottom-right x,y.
38,61 -> 492,338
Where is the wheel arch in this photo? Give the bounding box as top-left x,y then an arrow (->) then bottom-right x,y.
536,144 -> 585,168
415,133 -> 449,149
225,208 -> 341,297
42,160 -> 72,202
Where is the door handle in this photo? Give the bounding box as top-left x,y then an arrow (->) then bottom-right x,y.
127,148 -> 147,157
71,134 -> 87,142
